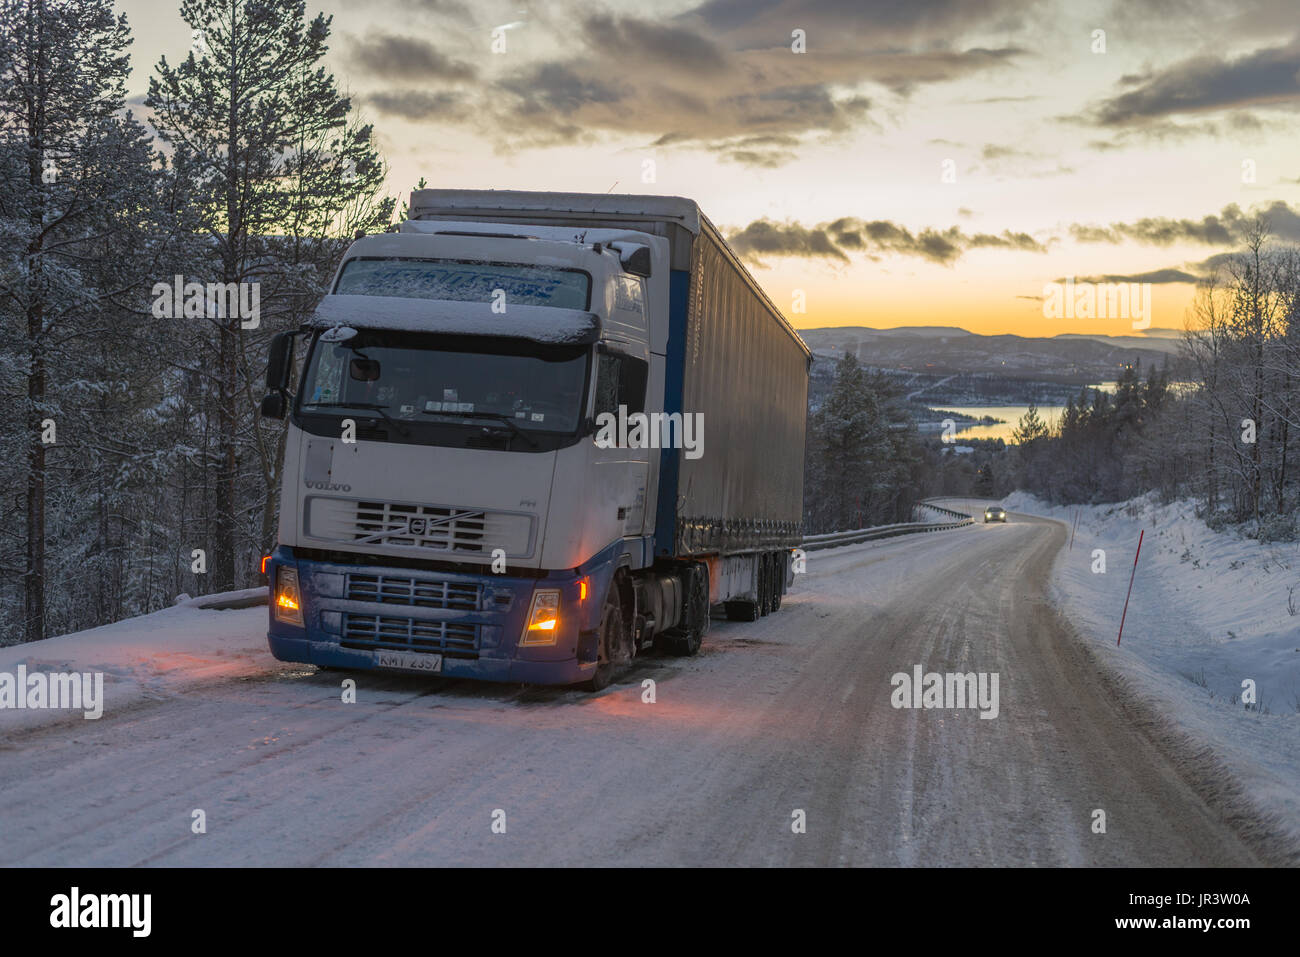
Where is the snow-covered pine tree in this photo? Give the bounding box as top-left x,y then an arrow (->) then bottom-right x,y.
804,352 -> 910,533
147,0 -> 393,592
0,0 -> 159,642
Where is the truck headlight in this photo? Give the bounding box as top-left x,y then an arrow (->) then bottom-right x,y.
274,566 -> 304,626
519,588 -> 561,645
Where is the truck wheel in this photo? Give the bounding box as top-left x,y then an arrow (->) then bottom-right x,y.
660,562 -> 709,656
582,595 -> 627,692
770,552 -> 783,612
758,553 -> 772,617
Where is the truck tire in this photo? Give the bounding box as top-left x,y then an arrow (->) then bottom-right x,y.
659,562 -> 709,656
582,594 -> 627,692
770,552 -> 783,612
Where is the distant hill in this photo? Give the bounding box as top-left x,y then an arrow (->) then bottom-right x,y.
867,325 -> 973,339
797,325 -> 1183,384
1054,330 -> 1183,354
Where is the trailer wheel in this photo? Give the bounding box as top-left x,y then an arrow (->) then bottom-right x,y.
659,562 -> 709,656
770,552 -> 783,612
582,594 -> 627,692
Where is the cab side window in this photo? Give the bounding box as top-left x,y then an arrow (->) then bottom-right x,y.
594,351 -> 648,418
595,354 -> 621,417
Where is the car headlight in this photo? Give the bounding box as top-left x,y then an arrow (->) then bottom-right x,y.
274,566 -> 304,626
519,588 -> 561,646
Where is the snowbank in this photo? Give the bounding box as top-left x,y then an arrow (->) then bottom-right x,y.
1004,491 -> 1300,849
0,589 -> 273,733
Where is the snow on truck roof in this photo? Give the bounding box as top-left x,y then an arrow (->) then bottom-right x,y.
309,294 -> 600,345
408,189 -> 703,234
401,189 -> 810,361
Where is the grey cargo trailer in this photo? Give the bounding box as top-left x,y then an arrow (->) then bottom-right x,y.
406,189 -> 812,560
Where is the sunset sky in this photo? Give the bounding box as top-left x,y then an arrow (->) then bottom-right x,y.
118,0 -> 1300,337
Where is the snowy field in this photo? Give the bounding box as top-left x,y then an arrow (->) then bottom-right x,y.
998,492 -> 1300,851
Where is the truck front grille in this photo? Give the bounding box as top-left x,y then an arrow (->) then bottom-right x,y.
305,496 -> 533,557
346,572 -> 480,610
341,613 -> 478,657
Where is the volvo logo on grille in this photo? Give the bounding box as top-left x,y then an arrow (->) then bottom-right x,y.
407,517 -> 427,535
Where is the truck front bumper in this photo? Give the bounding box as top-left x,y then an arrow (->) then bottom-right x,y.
265,545 -> 618,686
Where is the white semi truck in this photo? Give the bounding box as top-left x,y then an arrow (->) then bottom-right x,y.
261,190 -> 810,689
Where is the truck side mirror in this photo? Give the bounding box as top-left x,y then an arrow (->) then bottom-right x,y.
266,332 -> 294,392
609,241 -> 652,278
594,346 -> 649,418
261,332 -> 295,419
260,391 -> 287,419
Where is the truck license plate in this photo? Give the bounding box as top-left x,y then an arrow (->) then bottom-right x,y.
375,651 -> 443,674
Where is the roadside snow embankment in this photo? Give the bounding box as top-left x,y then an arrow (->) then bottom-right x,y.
1004,491 -> 1300,849
0,589 -> 272,733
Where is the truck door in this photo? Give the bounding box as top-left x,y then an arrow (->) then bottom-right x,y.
590,341 -> 653,547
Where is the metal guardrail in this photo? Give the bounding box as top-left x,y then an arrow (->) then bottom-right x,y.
801,499 -> 974,551
913,500 -> 975,523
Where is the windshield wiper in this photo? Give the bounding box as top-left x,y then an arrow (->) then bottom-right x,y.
301,401 -> 410,437
421,409 -> 540,448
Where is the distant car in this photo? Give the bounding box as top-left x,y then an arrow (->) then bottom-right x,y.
984,506 -> 1007,523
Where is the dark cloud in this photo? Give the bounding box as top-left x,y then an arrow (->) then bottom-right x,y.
1067,200 -> 1300,287
723,150 -> 794,167
981,144 -> 1035,160
348,33 -> 477,82
728,216 -> 1048,265
1070,217 -> 1234,246
392,0 -> 472,15
968,230 -> 1045,251
1072,268 -> 1202,285
353,4 -> 1027,161
690,0 -> 1033,48
720,134 -> 802,149
1190,250 -> 1258,276
499,64 -> 623,117
583,14 -> 731,73
1091,37 -> 1300,125
707,134 -> 802,167
484,53 -> 874,151
1081,111 -> 1280,149
1101,0 -> 1300,46
365,89 -> 468,120
729,220 -> 849,262
1070,201 -> 1300,246
864,46 -> 1024,98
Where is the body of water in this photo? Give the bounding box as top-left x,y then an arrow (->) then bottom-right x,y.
932,405 -> 1062,443
931,382 -> 1118,444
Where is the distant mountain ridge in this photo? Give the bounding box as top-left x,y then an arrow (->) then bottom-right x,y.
797,325 -> 1183,384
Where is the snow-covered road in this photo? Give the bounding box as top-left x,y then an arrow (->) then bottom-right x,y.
0,514 -> 1284,865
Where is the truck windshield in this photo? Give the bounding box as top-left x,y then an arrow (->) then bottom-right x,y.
336,258 -> 590,310
298,330 -> 589,436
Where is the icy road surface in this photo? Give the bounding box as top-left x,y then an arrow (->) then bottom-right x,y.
0,514 -> 1283,866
